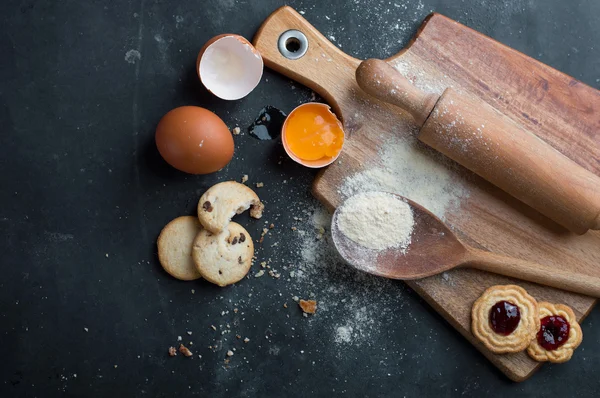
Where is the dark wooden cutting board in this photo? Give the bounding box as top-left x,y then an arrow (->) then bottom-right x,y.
253,6 -> 600,381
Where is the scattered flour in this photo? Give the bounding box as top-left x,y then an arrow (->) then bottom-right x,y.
124,49 -> 141,64
332,306 -> 376,346
174,15 -> 184,28
285,200 -> 407,349
336,192 -> 413,251
310,0 -> 431,57
340,135 -> 468,221
334,325 -> 353,344
392,58 -> 447,95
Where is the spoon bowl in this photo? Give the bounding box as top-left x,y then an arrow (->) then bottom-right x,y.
332,195 -> 465,279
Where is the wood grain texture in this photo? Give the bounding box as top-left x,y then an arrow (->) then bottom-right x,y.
253,6 -> 600,381
356,59 -> 600,234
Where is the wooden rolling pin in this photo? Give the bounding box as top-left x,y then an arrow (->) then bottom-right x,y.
355,59 -> 600,235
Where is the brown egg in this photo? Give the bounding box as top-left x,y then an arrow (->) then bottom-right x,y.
155,106 -> 234,174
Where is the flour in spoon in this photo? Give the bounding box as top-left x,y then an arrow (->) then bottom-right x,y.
336,192 -> 414,251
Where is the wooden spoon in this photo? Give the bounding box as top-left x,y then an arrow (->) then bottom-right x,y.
331,193 -> 600,297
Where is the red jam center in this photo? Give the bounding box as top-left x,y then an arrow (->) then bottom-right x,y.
489,301 -> 521,335
537,315 -> 570,351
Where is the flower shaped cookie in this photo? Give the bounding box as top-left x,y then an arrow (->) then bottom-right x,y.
471,285 -> 539,354
527,302 -> 583,363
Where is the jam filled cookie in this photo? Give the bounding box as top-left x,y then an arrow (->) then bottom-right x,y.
527,302 -> 582,363
471,285 -> 539,354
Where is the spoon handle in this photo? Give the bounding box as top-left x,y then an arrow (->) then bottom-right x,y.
465,249 -> 600,298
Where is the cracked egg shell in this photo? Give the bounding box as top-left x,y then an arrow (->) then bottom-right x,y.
155,106 -> 234,175
196,34 -> 263,100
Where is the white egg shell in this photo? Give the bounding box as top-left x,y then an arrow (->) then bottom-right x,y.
197,34 -> 263,100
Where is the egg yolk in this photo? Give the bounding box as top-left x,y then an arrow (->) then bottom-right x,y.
284,104 -> 344,161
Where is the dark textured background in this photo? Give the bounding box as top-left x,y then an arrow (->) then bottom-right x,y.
1,0 -> 599,396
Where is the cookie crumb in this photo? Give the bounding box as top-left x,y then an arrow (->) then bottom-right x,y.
241,174 -> 248,183
168,346 -> 177,356
210,325 -> 217,331
299,299 -> 317,314
233,308 -> 238,313
191,289 -> 195,294
269,223 -> 275,229
256,182 -> 264,188
283,303 -> 288,308
179,344 -> 193,357
316,226 -> 325,240
177,336 -> 182,341
232,127 -> 241,135
291,226 -> 297,231
105,253 -> 109,258
226,350 -> 234,357
254,270 -> 265,278
244,337 -> 250,343
187,331 -> 192,336
236,334 -> 241,339
83,327 -> 89,332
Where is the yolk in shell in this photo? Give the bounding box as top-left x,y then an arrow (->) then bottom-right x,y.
284,103 -> 345,161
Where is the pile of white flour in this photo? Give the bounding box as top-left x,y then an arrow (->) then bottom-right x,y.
336,192 -> 414,251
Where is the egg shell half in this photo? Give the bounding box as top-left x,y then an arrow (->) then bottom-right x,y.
197,34 -> 263,100
155,106 -> 234,175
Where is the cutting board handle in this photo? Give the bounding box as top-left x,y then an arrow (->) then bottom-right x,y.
253,6 -> 361,118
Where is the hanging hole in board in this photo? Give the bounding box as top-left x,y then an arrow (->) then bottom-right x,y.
285,37 -> 301,53
278,30 -> 308,60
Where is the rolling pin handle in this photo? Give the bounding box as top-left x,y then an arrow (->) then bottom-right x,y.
356,59 -> 439,126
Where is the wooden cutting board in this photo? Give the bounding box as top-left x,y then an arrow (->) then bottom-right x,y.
254,7 -> 600,381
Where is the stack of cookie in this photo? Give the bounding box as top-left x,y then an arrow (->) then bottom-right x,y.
472,285 -> 583,363
157,181 -> 264,287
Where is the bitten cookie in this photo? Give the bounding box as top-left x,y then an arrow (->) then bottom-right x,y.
157,216 -> 203,281
471,285 -> 539,354
527,302 -> 582,363
197,181 -> 264,234
192,221 -> 254,287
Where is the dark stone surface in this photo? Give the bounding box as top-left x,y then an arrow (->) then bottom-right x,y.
1,0 -> 598,396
